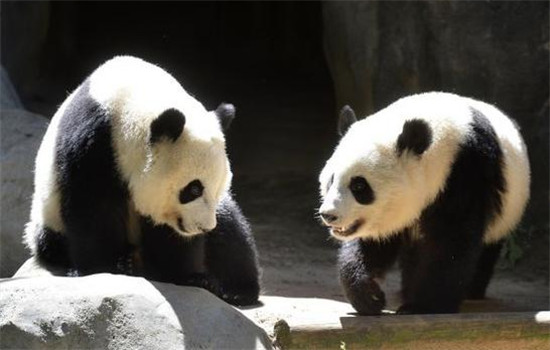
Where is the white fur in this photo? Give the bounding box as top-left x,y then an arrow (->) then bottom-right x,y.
26,56 -> 232,246
88,56 -> 231,236
319,92 -> 530,243
24,90 -> 78,253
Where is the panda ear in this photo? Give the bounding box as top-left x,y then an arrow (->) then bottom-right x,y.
396,119 -> 432,156
150,108 -> 185,144
338,105 -> 357,136
215,103 -> 236,132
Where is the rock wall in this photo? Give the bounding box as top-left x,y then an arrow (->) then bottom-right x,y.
323,1 -> 549,236
0,67 -> 48,277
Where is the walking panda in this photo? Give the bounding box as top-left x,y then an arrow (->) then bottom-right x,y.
24,56 -> 260,306
319,92 -> 530,314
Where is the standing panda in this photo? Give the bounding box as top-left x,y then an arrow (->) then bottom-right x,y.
318,92 -> 530,314
24,56 -> 260,306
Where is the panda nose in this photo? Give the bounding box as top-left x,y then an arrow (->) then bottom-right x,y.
320,212 -> 338,224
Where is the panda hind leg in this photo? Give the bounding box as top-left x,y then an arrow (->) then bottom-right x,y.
205,196 -> 261,306
33,226 -> 72,274
467,240 -> 504,299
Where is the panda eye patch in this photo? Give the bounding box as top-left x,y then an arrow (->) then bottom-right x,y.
179,179 -> 204,204
349,176 -> 375,205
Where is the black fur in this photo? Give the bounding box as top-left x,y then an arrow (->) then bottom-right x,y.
467,241 -> 504,299
338,105 -> 357,136
338,235 -> 402,315
338,108 -> 506,314
179,179 -> 204,204
215,103 -> 235,132
396,119 -> 433,156
140,194 -> 261,306
150,108 -> 185,144
54,80 -> 132,275
35,227 -> 71,268
349,176 -> 375,205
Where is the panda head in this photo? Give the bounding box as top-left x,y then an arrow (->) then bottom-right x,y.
319,105 -> 433,241
134,103 -> 235,237
88,56 -> 236,237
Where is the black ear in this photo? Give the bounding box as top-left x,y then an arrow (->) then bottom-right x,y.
150,108 -> 185,144
215,103 -> 236,132
396,119 -> 432,156
338,105 -> 357,136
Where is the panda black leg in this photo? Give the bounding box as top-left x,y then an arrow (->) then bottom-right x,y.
398,232 -> 483,314
61,187 -> 131,276
65,209 -> 131,276
204,196 -> 260,306
339,235 -> 401,315
56,89 -> 133,276
467,241 -> 503,299
140,217 -> 208,284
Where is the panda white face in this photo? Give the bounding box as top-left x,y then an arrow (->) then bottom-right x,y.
319,147 -> 419,241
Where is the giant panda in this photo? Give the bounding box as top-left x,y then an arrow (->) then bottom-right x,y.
318,92 -> 530,314
24,56 -> 260,306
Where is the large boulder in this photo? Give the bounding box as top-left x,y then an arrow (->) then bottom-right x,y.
1,265 -> 272,350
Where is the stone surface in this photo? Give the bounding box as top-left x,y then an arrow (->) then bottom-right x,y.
0,272 -> 272,350
0,109 -> 48,277
1,66 -> 23,109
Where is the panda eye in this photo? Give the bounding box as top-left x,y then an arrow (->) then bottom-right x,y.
349,176 -> 375,205
179,179 -> 204,204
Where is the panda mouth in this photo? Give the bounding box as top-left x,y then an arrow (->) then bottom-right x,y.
331,219 -> 364,237
177,217 -> 186,232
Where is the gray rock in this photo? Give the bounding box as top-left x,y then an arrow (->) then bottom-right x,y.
0,110 -> 48,277
1,270 -> 272,350
1,66 -> 23,109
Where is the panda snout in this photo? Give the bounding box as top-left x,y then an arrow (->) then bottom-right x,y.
198,223 -> 216,234
320,212 -> 339,225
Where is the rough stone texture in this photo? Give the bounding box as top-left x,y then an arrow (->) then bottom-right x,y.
0,1 -> 51,105
1,66 -> 23,109
1,268 -> 272,350
322,0 -> 549,260
0,110 -> 48,277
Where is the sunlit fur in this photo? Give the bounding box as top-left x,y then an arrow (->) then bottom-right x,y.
319,92 -> 530,243
25,56 -> 231,256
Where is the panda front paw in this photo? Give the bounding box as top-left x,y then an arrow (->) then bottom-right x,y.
345,277 -> 386,315
116,253 -> 134,275
184,274 -> 222,295
220,290 -> 259,306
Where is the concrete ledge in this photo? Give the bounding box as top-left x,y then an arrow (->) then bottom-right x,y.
275,311 -> 550,350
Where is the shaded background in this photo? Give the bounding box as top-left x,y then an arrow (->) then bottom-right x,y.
1,1 -> 548,301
